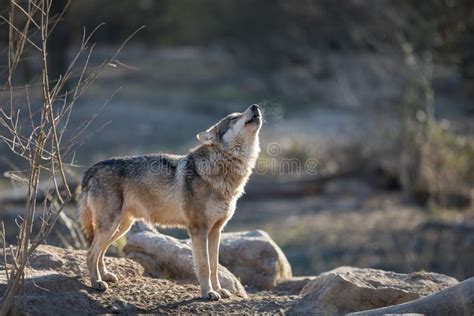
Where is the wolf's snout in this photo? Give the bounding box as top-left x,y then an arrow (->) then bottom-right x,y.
245,104 -> 259,114
246,104 -> 260,118
244,104 -> 261,126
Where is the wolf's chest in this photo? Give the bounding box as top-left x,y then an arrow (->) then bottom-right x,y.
205,198 -> 237,222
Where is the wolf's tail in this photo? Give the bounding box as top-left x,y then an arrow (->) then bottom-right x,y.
78,191 -> 94,244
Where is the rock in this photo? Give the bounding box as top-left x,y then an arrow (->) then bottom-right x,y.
29,250 -> 65,270
123,221 -> 247,298
289,266 -> 458,315
219,230 -> 293,290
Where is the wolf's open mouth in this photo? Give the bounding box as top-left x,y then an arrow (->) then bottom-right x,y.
245,115 -> 260,125
245,111 -> 260,125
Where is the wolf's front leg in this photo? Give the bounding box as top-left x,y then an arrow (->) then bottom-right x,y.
208,223 -> 231,298
190,230 -> 221,300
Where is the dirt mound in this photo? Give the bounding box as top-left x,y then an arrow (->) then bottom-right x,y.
2,245 -> 299,314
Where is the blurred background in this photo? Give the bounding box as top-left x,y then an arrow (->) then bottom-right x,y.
1,0 -> 473,280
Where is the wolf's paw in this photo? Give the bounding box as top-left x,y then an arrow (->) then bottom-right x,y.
203,290 -> 221,301
216,288 -> 231,298
92,280 -> 108,291
102,272 -> 118,283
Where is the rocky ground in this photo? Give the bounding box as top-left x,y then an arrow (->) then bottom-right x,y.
1,242 -> 469,315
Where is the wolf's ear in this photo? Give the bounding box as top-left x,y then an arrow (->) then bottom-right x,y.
196,129 -> 215,144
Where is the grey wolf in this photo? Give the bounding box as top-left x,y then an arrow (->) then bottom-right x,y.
78,104 -> 262,300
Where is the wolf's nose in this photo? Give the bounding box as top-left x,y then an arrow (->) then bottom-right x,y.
250,104 -> 259,111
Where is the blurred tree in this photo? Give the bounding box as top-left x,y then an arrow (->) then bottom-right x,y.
3,0 -> 473,90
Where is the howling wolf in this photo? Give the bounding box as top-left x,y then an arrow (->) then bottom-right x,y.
78,104 -> 262,300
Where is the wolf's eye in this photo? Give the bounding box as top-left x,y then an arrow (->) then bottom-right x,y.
229,117 -> 239,124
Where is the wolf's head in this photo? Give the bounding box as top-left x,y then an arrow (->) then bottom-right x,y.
196,104 -> 262,152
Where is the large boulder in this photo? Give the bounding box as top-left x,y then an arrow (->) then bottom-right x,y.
289,266 -> 458,315
220,230 -> 292,290
123,221 -> 247,297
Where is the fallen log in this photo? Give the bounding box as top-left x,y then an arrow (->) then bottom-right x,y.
350,277 -> 474,316
0,180 -> 80,206
418,220 -> 474,233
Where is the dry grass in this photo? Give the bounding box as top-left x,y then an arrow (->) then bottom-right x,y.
415,124 -> 474,208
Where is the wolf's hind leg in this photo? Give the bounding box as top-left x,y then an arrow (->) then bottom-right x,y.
98,215 -> 134,282
87,230 -> 114,290
87,212 -> 120,291
208,220 -> 231,298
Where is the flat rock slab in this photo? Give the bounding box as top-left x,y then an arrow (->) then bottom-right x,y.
290,266 -> 458,315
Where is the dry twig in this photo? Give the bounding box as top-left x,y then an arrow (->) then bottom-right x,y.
0,1 -> 141,313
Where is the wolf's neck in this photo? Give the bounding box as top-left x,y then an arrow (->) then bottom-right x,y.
190,140 -> 260,199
